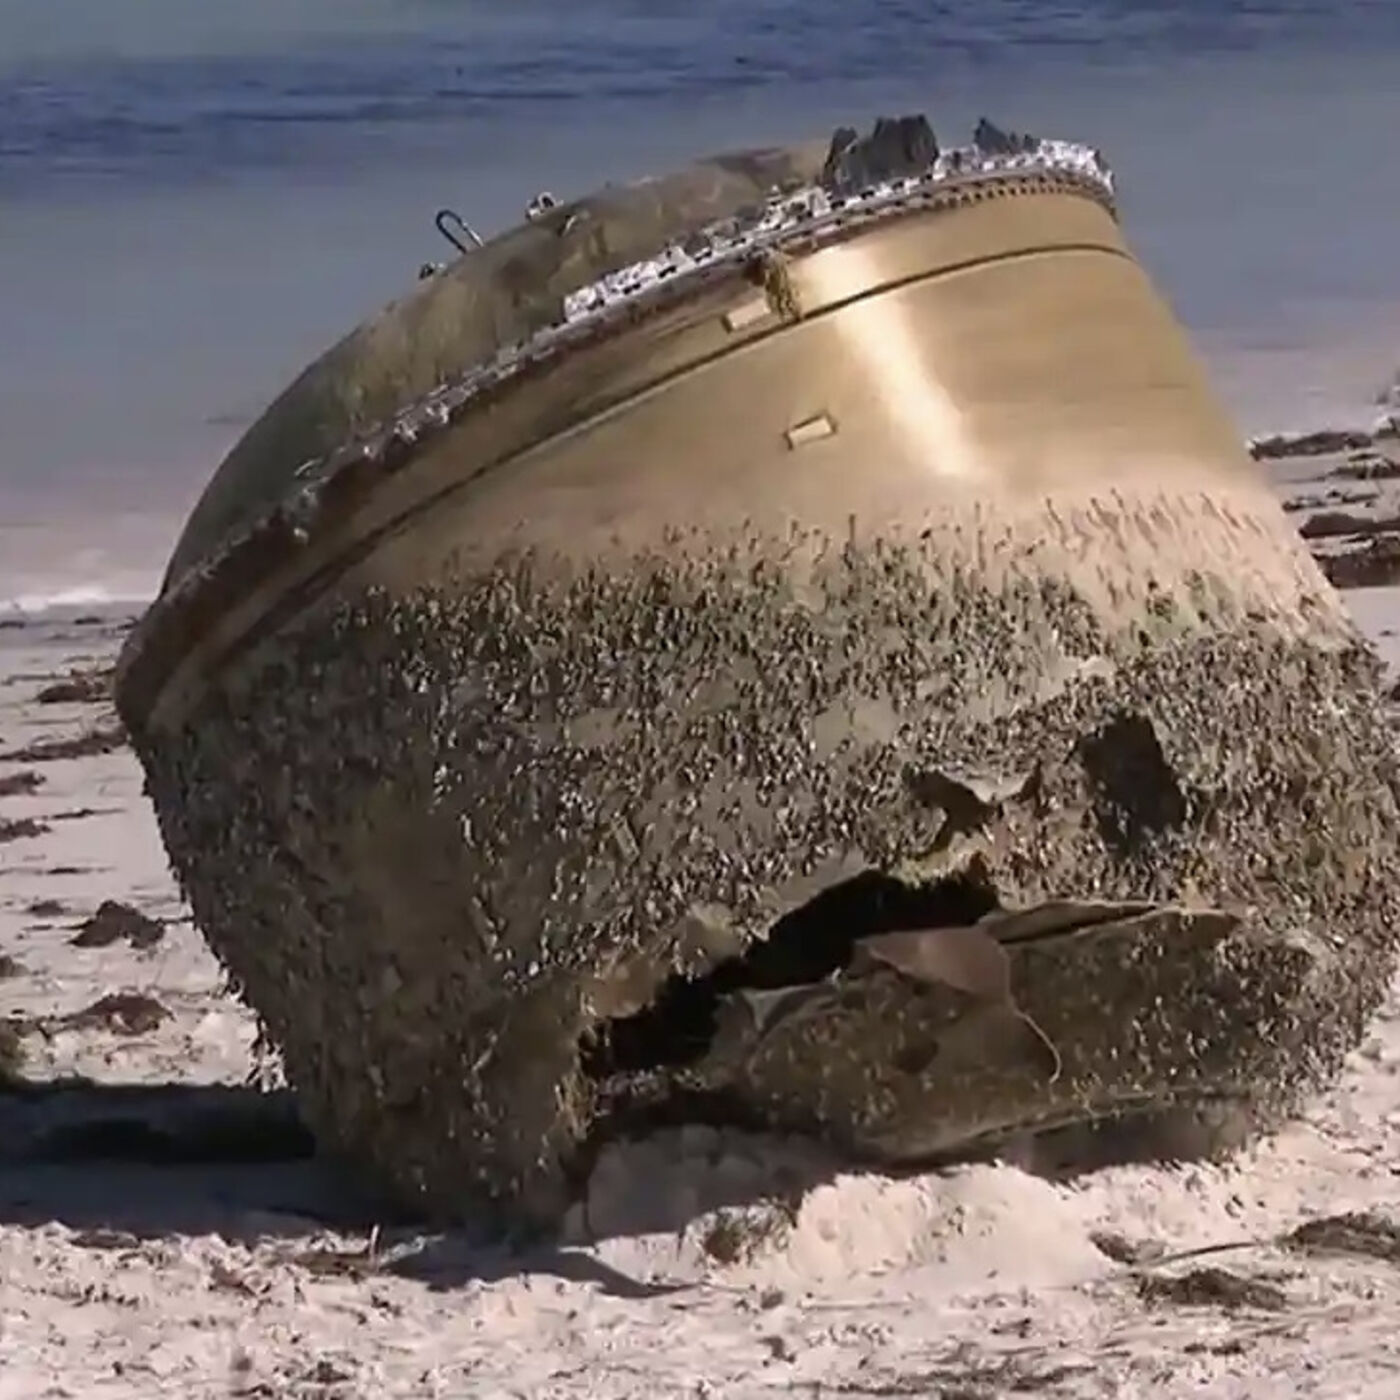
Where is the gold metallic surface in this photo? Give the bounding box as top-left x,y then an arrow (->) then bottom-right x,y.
132,184 -> 1333,730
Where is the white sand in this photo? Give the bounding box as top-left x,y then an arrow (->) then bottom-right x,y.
3,555 -> 1400,1398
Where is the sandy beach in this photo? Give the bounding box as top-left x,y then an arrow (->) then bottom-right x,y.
0,440 -> 1397,1398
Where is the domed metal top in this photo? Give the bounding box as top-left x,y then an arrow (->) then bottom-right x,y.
164,140 -> 831,588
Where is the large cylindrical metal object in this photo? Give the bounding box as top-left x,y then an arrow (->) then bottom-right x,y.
116,124 -> 1400,1228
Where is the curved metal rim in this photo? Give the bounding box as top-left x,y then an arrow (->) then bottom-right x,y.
116,165 -> 1116,733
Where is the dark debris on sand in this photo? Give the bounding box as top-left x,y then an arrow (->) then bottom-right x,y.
67,993 -> 173,1036
0,816 -> 51,844
1282,489 -> 1379,515
0,954 -> 25,979
1272,433 -> 1400,589
1089,1229 -> 1166,1266
1284,1212 -> 1400,1264
1297,510 -> 1400,542
0,725 -> 126,763
1251,429 -> 1374,459
285,1238 -> 384,1282
35,667 -> 113,705
0,769 -> 44,797
55,993 -> 172,1037
1328,453 -> 1400,482
796,1357 -> 1095,1396
1136,1266 -> 1289,1312
70,899 -> 166,950
1313,536 -> 1400,591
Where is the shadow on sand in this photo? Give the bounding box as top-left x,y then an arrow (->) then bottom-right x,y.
0,1080 -> 356,1234
0,1078 -> 701,1298
0,1074 -> 1261,1298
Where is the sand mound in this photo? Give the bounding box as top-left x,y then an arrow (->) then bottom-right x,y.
580,1128 -> 1118,1291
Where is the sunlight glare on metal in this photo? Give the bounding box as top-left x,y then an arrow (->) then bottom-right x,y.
804,243 -> 977,481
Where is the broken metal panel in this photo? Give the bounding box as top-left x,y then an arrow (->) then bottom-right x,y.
689,902 -> 1285,1167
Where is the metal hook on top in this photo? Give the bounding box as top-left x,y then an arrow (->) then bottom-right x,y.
434,208 -> 485,256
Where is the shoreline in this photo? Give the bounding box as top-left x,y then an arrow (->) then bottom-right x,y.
3,434 -> 1400,1395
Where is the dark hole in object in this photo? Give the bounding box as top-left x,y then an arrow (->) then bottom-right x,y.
582,868 -> 998,1081
1077,712 -> 1187,850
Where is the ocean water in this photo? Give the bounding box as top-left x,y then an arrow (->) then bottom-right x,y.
2,0 -> 1398,611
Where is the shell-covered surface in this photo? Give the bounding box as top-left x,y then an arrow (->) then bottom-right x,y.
125,539 -> 1400,1226
117,117 -> 1400,1230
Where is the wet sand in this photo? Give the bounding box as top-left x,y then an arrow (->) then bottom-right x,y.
3,446 -> 1400,1397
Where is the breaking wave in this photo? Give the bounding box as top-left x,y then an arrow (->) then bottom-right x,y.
0,582 -> 155,621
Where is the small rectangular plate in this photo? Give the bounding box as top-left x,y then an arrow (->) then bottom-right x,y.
785,414 -> 836,449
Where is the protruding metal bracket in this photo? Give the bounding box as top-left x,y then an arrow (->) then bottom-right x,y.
435,208 -> 485,256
